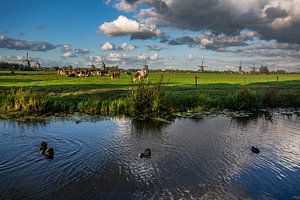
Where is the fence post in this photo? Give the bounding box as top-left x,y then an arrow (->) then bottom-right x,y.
276,76 -> 279,82
195,75 -> 198,86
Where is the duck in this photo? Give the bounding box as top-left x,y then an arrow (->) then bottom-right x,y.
139,148 -> 151,158
251,146 -> 260,154
45,148 -> 54,159
40,142 -> 48,154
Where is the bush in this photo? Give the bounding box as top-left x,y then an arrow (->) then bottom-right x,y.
130,82 -> 169,118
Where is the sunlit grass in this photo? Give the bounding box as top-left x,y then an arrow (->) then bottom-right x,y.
0,70 -> 299,118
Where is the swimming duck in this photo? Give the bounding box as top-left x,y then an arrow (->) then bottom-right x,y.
45,148 -> 54,159
40,142 -> 47,154
139,148 -> 151,158
251,146 -> 260,154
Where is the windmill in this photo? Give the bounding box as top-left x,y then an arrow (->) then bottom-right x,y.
143,59 -> 149,70
23,52 -> 32,68
23,52 -> 41,70
237,61 -> 243,74
101,58 -> 106,70
198,59 -> 207,72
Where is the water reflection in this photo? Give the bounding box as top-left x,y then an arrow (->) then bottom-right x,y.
0,112 -> 299,199
131,119 -> 170,134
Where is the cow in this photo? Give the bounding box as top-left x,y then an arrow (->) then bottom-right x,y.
134,66 -> 149,82
111,70 -> 120,79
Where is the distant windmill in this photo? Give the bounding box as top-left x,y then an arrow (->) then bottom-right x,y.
101,58 -> 106,70
198,59 -> 208,72
237,61 -> 243,74
144,59 -> 148,69
23,52 -> 41,70
23,52 -> 32,67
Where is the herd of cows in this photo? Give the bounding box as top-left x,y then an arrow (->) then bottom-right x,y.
56,65 -> 149,82
56,68 -> 120,79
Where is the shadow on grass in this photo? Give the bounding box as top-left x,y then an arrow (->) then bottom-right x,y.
0,80 -> 299,96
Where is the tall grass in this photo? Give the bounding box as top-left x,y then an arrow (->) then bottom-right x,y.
0,86 -> 299,119
0,89 -> 45,115
130,81 -> 169,118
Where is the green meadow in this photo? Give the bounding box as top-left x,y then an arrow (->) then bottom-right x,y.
0,70 -> 300,119
1,70 -> 300,91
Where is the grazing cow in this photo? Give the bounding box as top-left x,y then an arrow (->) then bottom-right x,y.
111,71 -> 120,79
134,66 -> 149,82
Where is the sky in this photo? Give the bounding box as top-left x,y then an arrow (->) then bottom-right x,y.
0,0 -> 300,71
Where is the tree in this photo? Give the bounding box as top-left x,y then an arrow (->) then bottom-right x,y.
259,65 -> 269,74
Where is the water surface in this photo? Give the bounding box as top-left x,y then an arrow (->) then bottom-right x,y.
0,112 -> 299,199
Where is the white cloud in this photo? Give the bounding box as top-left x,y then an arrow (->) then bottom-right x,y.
99,15 -> 140,36
63,51 -> 76,58
62,44 -> 71,52
106,52 -> 122,61
98,15 -> 160,40
137,53 -> 148,60
114,0 -> 300,44
120,42 -> 136,51
115,0 -> 136,12
150,53 -> 159,60
101,42 -> 115,51
188,53 -> 194,60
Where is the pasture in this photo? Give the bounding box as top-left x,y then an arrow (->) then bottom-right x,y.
0,70 -> 300,118
1,70 -> 300,94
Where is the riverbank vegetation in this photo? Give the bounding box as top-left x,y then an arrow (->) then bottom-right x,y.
0,71 -> 299,119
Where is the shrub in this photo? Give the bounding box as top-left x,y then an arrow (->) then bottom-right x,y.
130,81 -> 169,118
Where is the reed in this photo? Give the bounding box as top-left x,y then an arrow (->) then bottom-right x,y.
0,86 -> 299,119
130,81 -> 169,118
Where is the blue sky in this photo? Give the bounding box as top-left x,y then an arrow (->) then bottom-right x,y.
0,0 -> 299,71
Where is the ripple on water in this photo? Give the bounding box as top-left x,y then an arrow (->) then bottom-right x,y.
0,113 -> 300,199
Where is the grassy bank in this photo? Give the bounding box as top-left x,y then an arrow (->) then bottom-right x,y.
1,85 -> 300,120
0,71 -> 299,119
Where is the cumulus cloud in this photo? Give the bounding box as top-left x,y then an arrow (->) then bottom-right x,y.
137,53 -> 148,60
0,55 -> 25,62
61,44 -> 72,52
167,31 -> 258,51
120,42 -> 136,51
98,15 -> 160,40
0,34 -> 57,51
110,0 -> 300,44
106,52 -> 123,61
115,0 -> 136,12
101,42 -> 115,51
233,41 -> 300,58
150,53 -> 159,60
198,31 -> 259,51
168,36 -> 198,47
63,51 -> 76,58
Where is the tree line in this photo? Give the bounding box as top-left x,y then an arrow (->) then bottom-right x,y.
0,61 -> 34,71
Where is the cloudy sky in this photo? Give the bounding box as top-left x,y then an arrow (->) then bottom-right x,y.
0,0 -> 299,71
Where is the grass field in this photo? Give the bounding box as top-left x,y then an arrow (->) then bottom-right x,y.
1,70 -> 300,93
0,70 -> 300,119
